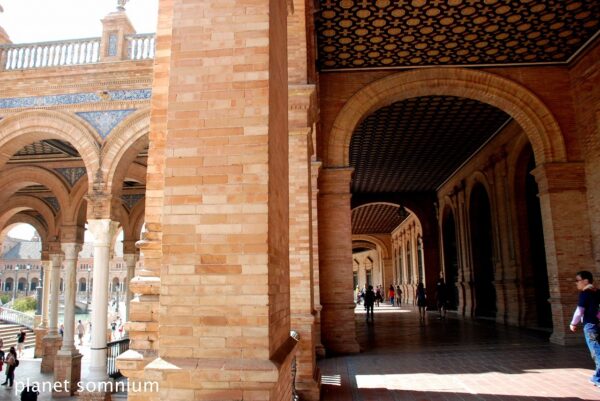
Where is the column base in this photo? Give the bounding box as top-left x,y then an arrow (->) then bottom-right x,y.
78,391 -> 112,401
41,335 -> 62,373
550,330 -> 582,346
34,328 -> 48,359
53,352 -> 83,397
320,302 -> 360,355
296,367 -> 321,401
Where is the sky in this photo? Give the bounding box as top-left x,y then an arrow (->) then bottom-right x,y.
0,0 -> 159,43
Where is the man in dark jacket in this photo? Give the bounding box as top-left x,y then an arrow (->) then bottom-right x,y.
570,270 -> 600,387
364,285 -> 375,323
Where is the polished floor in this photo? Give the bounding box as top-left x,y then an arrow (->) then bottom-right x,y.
319,303 -> 600,401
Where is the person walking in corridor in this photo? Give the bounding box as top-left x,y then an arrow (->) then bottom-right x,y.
388,284 -> 395,306
396,285 -> 402,307
364,285 -> 375,323
416,282 -> 427,324
569,270 -> 600,387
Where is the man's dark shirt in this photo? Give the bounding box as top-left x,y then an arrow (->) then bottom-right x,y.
578,288 -> 600,324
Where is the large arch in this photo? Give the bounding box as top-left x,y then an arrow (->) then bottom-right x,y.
325,68 -> 567,167
0,195 -> 57,238
0,110 -> 100,184
351,234 -> 390,259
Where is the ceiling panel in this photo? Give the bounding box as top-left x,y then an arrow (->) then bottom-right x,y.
352,203 -> 408,234
350,95 -> 510,193
316,0 -> 599,70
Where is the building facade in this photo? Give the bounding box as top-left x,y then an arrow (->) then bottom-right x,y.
0,0 -> 598,400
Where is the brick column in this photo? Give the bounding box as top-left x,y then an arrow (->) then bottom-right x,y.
310,161 -> 326,357
54,242 -> 82,397
100,7 -> 135,62
532,162 -> 596,345
41,252 -> 62,373
289,85 -> 319,400
318,168 -> 360,354
125,0 -> 297,400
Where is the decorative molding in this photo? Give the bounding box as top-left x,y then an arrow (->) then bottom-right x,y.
121,194 -> 144,210
0,89 -> 151,109
43,197 -> 60,213
108,33 -> 118,57
76,109 -> 136,138
54,167 -> 86,187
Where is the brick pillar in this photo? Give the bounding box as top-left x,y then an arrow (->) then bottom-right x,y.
311,161 -> 326,358
532,162 -> 596,345
99,7 -> 135,62
382,258 -> 394,294
34,327 -> 47,359
289,86 -> 319,400
127,0 -> 297,400
318,168 -> 360,354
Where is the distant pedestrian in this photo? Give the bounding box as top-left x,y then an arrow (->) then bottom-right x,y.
388,284 -> 395,306
396,285 -> 402,307
569,270 -> 600,387
76,320 -> 85,345
436,278 -> 448,320
375,286 -> 382,307
16,329 -> 26,357
1,346 -> 17,387
59,323 -> 64,337
416,282 -> 427,324
364,285 -> 375,323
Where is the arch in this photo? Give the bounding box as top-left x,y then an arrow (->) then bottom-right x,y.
326,68 -> 566,168
0,166 -> 71,215
0,195 -> 57,238
351,234 -> 390,259
4,277 -> 13,291
102,108 -> 150,195
3,215 -> 48,247
0,110 -> 100,183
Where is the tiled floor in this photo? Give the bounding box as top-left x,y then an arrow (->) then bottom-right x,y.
319,304 -> 600,401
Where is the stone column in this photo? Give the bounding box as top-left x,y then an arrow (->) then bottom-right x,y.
34,257 -> 51,358
123,252 -> 138,325
532,162 -> 596,345
41,258 -> 51,327
318,168 -> 360,354
41,252 -> 63,373
86,219 -> 119,384
54,242 -> 82,397
382,258 -> 394,292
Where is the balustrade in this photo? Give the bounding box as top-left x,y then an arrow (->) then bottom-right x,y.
126,33 -> 155,60
107,337 -> 130,378
0,306 -> 35,329
0,33 -> 156,71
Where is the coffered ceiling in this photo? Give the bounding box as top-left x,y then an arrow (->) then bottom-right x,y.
316,0 -> 599,70
352,203 -> 407,234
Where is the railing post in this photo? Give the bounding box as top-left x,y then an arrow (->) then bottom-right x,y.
99,8 -> 136,62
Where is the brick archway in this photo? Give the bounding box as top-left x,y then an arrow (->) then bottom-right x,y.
352,234 -> 390,259
0,110 -> 100,185
0,195 -> 57,239
325,68 -> 566,167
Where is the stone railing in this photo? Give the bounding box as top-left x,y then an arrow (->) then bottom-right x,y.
126,33 -> 155,60
0,37 -> 101,70
0,33 -> 156,71
0,306 -> 35,329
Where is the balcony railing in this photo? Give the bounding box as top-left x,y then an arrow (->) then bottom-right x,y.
0,33 -> 155,71
107,337 -> 130,379
126,33 -> 155,60
0,306 -> 35,329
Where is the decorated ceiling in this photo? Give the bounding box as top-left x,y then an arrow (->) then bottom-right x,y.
352,203 -> 406,234
349,95 -> 510,193
316,0 -> 599,70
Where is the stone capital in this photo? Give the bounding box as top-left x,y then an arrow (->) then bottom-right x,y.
123,253 -> 139,266
61,243 -> 82,260
87,219 -> 119,246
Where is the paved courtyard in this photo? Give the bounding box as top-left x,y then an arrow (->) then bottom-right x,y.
319,304 -> 600,401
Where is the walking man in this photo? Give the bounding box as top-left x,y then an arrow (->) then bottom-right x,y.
364,285 -> 375,323
569,270 -> 600,387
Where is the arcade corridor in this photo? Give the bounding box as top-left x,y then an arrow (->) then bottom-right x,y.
319,305 -> 600,400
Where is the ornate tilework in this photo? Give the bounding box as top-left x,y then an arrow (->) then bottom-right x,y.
43,197 -> 60,213
316,0 -> 600,69
75,109 -> 136,138
0,89 -> 151,109
54,167 -> 86,187
108,33 -> 118,57
121,194 -> 144,210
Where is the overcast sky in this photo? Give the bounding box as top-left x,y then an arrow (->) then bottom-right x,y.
0,0 -> 159,43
